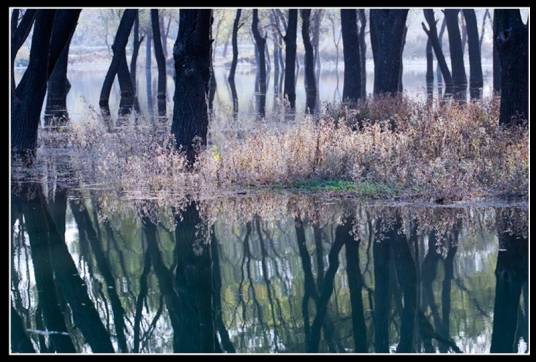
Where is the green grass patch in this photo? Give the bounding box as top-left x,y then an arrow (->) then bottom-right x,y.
287,179 -> 399,198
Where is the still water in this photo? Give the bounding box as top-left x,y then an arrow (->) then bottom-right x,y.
17,58 -> 494,124
10,182 -> 528,353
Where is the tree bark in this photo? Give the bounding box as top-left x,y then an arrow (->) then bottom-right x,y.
462,10 -> 483,100
252,9 -> 267,119
398,26 -> 407,92
436,18 -> 447,88
228,9 -> 241,120
357,10 -> 367,99
340,9 -> 361,105
98,10 -> 137,117
495,10 -> 527,127
426,38 -> 434,101
369,9 -> 408,97
12,10 -> 80,157
152,9 -> 167,118
301,9 -> 316,114
283,10 -> 298,111
44,31 -> 73,126
422,9 -> 453,96
145,30 -> 154,117
444,9 -> 467,100
171,10 -> 212,166
130,13 -> 144,112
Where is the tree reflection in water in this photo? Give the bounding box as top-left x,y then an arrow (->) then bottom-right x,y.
10,185 -> 528,354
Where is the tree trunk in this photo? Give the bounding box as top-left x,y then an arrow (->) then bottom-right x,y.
270,12 -> 281,99
301,9 -> 316,114
426,38 -> 434,100
44,32 -> 73,126
312,10 -> 322,113
369,9 -> 408,97
357,10 -> 367,99
12,10 -> 80,157
495,10 -> 527,127
152,9 -> 167,118
130,13 -> 144,112
444,9 -> 467,100
252,9 -> 267,119
99,10 -> 137,117
462,9 -> 483,100
283,10 -> 298,111
493,12 -> 501,93
340,9 -> 361,105
171,9 -> 212,166
145,30 -> 153,116
436,18 -> 447,89
228,9 -> 241,120
398,26 -> 407,92
422,9 -> 453,96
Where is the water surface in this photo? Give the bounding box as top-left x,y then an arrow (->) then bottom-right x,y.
10,183 -> 528,353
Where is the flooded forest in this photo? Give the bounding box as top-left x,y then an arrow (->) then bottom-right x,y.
10,8 -> 528,354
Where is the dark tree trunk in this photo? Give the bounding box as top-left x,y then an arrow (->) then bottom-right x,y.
493,12 -> 501,93
301,9 -> 316,114
422,9 -> 454,96
426,38 -> 434,101
44,32 -> 73,126
436,18 -> 447,89
357,10 -> 367,99
130,13 -> 144,113
145,30 -> 154,116
99,10 -> 137,118
252,10 -> 267,119
284,10 -> 298,111
171,10 -> 212,166
340,9 -> 361,105
270,12 -> 282,100
152,9 -> 167,118
208,67 -> 216,113
11,10 -> 80,157
369,9 -> 408,97
495,11 -> 527,127
228,9 -> 241,119
312,10 -> 322,113
490,209 -> 528,352
462,9 -> 483,99
398,26 -> 407,92
11,9 -> 37,93
444,9 -> 467,100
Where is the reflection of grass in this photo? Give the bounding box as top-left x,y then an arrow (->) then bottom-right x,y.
289,179 -> 398,198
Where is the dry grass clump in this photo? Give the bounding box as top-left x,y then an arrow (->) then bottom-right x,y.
22,96 -> 527,202
202,97 -> 527,200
